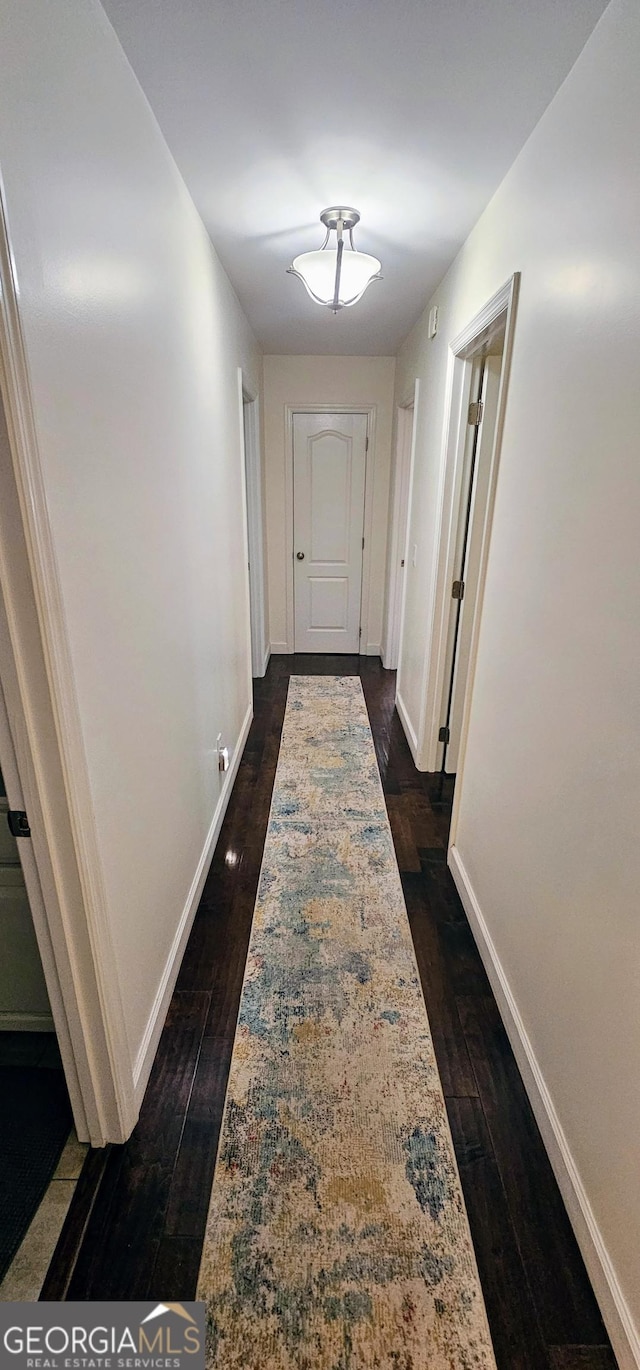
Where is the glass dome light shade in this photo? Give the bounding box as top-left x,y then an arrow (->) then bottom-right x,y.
290,247 -> 382,310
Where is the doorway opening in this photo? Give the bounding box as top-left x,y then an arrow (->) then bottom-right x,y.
420,276 -> 520,819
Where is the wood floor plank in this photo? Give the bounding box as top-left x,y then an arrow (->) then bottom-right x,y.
385,793 -> 423,871
39,1145 -> 111,1300
457,994 -> 609,1347
177,849 -> 262,997
164,1035 -> 232,1241
64,1145 -> 127,1297
418,847 -> 469,926
437,918 -> 493,998
402,871 -> 479,1098
67,990 -> 211,1298
69,1155 -> 164,1299
549,1350 -> 618,1369
149,1236 -> 203,1302
447,1096 -> 549,1370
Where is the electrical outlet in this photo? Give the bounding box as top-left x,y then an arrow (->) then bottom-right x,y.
216,733 -> 230,773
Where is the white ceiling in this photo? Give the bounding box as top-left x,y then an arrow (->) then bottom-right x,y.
101,0 -> 608,356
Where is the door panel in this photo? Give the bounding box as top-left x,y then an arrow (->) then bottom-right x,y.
293,413 -> 367,652
309,576 -> 349,629
439,355 -> 503,773
447,355 -> 502,770
310,435 -> 351,562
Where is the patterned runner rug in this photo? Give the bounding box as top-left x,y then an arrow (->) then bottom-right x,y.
198,676 -> 496,1369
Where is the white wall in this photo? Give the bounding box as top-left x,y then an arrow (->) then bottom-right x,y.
395,0 -> 640,1361
0,0 -> 260,1121
263,355 -> 396,654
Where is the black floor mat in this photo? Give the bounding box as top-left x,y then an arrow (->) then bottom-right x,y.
0,1064 -> 72,1283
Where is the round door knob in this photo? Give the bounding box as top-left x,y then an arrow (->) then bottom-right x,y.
296,551 -> 305,560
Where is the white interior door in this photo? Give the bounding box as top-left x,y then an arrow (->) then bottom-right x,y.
442,354 -> 503,771
243,394 -> 267,677
293,412 -> 367,652
385,401 -> 416,669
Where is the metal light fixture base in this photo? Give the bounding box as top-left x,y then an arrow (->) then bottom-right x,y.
319,207 -> 361,232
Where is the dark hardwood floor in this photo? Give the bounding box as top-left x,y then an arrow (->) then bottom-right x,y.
43,655 -> 617,1369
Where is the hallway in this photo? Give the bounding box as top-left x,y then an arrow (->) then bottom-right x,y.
42,658 -> 614,1370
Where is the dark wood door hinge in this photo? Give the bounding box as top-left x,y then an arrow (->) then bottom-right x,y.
438,726 -> 450,744
452,579 -> 465,600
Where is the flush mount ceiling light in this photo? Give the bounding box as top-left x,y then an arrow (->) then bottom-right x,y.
287,207 -> 382,312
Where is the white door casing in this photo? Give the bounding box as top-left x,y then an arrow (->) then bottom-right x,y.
293,413 -> 368,653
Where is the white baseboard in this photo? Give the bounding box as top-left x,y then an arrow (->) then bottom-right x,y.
395,689 -> 419,762
269,641 -> 290,654
0,1011 -> 54,1031
365,643 -> 381,657
449,843 -> 640,1370
132,701 -> 254,1111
